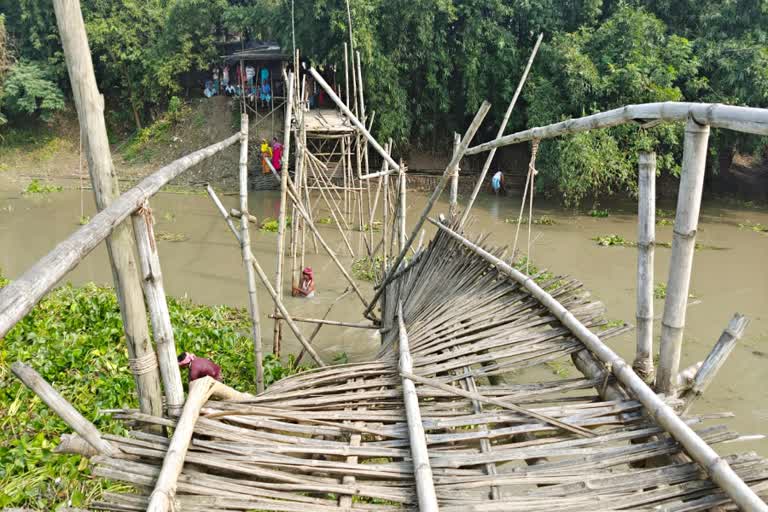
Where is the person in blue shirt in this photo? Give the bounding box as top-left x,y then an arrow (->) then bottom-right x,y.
491,170 -> 505,195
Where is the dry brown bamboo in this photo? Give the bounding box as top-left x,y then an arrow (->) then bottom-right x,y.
656,119 -> 710,395
465,102 -> 768,156
12,362 -> 119,457
52,0 -> 163,420
364,101 -> 491,317
131,202 -> 185,415
459,33 -> 543,228
237,114 -> 264,392
633,151 -> 656,381
397,302 -> 439,512
427,218 -> 767,512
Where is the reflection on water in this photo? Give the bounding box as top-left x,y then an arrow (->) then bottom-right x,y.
1,179 -> 767,455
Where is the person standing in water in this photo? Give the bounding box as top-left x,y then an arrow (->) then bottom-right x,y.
292,267 -> 316,298
491,170 -> 505,196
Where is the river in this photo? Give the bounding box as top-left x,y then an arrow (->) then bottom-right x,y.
1,178 -> 766,455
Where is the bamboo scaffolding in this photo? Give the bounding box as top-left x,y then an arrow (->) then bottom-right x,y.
427,218 -> 767,511
459,33 -> 543,228
131,202 -> 185,415
633,151 -> 656,380
364,101 -> 491,317
465,102 -> 768,156
656,119 -> 710,394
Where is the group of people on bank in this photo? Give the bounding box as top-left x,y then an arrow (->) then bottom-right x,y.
204,64 -> 273,108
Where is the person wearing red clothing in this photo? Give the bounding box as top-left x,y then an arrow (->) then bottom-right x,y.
177,352 -> 222,382
271,137 -> 283,172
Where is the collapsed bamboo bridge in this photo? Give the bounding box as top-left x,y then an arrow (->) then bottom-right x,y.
2,1 -> 768,511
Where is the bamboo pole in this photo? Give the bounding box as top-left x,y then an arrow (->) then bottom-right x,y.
0,133 -> 238,338
459,33 -> 543,228
207,187 -> 327,367
364,101 -> 491,317
273,73 -> 295,356
52,0 -> 163,419
449,132 -> 460,218
398,160 -> 406,251
465,102 -> 768,156
633,151 -> 656,381
12,362 -> 119,457
427,218 -> 767,512
682,314 -> 748,414
656,119 -> 710,395
229,208 -> 258,223
343,43 -> 350,115
356,50 -> 366,122
309,68 -> 400,172
268,314 -> 377,329
237,114 -> 265,393
131,202 -> 185,415
397,302 -> 439,512
383,172 -> 389,271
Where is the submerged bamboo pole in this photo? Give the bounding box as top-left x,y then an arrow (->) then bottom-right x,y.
465,102 -> 768,156
397,302 -> 438,512
273,72 -> 295,356
52,0 -> 163,419
237,114 -> 264,393
12,362 -> 119,457
656,119 -> 710,395
633,152 -> 656,381
131,202 -> 184,415
459,33 -> 543,228
364,101 -> 491,317
428,218 -> 767,512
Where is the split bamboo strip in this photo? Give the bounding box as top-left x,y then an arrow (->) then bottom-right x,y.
52,0 -> 163,419
398,302 -> 439,512
131,202 -> 185,415
274,72 -> 295,356
427,218 -> 767,512
633,151 -> 656,380
465,102 -> 768,156
364,101 -> 491,317
12,362 -> 119,456
657,119 -> 710,394
269,314 -> 377,330
459,33 -> 543,228
237,114 -> 265,392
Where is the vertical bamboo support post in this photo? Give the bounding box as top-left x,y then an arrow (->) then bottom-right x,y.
398,160 -> 406,252
343,43 -> 350,112
633,151 -> 656,381
131,203 -> 184,415
656,118 -> 710,395
397,302 -> 439,512
383,172 -> 389,271
238,113 -> 264,392
52,0 -> 163,419
449,132 -> 460,218
273,72 -> 295,356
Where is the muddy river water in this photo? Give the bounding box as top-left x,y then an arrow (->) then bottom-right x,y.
1,179 -> 766,455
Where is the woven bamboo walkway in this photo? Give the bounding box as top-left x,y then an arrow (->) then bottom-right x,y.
90,226 -> 768,511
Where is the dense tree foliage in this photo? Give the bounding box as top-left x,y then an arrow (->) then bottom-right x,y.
1,0 -> 766,203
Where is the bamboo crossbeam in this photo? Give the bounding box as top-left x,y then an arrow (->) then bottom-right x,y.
459,33 -> 543,228
397,302 -> 439,512
633,152 -> 656,380
364,101 -> 491,317
308,67 -> 400,173
0,132 -> 239,339
12,362 -> 119,457
465,102 -> 768,156
427,218 -> 768,512
269,314 -> 377,329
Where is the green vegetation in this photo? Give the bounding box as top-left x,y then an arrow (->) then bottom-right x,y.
351,255 -> 384,282
654,281 -> 697,300
739,221 -> 768,233
22,179 -> 62,195
155,231 -> 188,242
0,272 -> 306,509
545,359 -> 573,377
77,215 -> 90,226
362,221 -> 383,231
260,216 -> 292,232
316,216 -> 333,225
505,215 -> 556,225
588,208 -> 610,218
593,234 -> 634,247
121,97 -> 190,163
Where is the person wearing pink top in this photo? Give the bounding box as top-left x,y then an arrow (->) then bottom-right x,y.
271,137 -> 283,172
177,352 -> 222,382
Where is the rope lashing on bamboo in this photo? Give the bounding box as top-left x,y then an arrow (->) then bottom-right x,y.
128,351 -> 159,376
511,138 -> 540,273
136,202 -> 156,252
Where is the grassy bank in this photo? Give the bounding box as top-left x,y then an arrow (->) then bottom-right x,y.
0,273 -> 304,509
